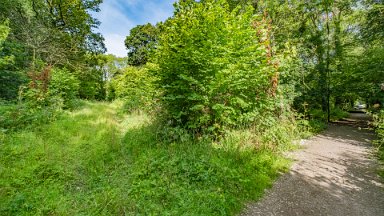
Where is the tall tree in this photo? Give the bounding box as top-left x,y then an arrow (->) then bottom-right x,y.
0,20 -> 22,100
125,23 -> 159,66
0,0 -> 106,100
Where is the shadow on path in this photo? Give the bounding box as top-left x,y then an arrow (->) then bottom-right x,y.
241,114 -> 384,216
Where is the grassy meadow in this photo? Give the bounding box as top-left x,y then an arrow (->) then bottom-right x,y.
0,101 -> 292,215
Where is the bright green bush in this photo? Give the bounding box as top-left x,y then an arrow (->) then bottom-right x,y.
155,0 -> 278,136
105,81 -> 116,101
76,68 -> 105,100
109,65 -> 157,113
49,68 -> 80,109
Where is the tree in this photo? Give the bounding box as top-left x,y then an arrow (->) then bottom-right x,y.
0,20 -> 12,68
102,54 -> 128,79
0,20 -> 21,100
363,1 -> 384,44
155,0 -> 280,136
0,0 -> 106,100
1,0 -> 105,67
345,0 -> 384,107
125,23 -> 159,66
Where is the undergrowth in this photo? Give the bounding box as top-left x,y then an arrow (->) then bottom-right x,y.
372,110 -> 384,178
0,101 -> 293,215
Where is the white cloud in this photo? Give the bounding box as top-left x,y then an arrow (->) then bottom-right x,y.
93,0 -> 176,57
104,34 -> 127,57
93,0 -> 133,57
97,1 -> 135,30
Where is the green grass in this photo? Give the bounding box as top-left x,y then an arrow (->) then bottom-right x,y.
372,110 -> 384,178
0,101 -> 291,215
376,143 -> 384,178
330,107 -> 349,121
307,107 -> 349,123
375,140 -> 384,179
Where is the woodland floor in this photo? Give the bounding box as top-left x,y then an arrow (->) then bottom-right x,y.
241,113 -> 384,216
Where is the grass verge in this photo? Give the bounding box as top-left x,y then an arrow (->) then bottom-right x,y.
372,110 -> 384,178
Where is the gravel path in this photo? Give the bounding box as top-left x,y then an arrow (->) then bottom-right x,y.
241,116 -> 384,216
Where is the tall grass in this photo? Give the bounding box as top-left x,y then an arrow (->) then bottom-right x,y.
0,101 -> 293,215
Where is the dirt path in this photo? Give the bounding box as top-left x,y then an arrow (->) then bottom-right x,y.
241,116 -> 384,216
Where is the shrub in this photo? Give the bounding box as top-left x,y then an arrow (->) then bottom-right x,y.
0,66 -> 69,131
109,65 -> 157,113
76,68 -> 105,100
0,99 -> 62,131
155,0 -> 279,137
105,81 -> 116,101
0,20 -> 25,101
309,109 -> 326,121
372,110 -> 384,177
49,68 -> 80,109
330,107 -> 349,121
308,107 -> 348,122
373,110 -> 384,159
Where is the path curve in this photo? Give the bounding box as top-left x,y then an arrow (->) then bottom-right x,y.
241,121 -> 384,216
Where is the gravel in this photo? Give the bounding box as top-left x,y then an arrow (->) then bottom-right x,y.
241,119 -> 384,216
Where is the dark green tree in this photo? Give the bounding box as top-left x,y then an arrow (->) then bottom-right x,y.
0,0 -> 106,100
125,23 -> 159,66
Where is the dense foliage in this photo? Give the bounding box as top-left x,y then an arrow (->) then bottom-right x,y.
49,68 -> 80,108
125,23 -> 159,66
0,0 -> 383,215
373,110 -> 384,177
0,0 -> 105,101
108,65 -> 158,113
156,0 -> 281,136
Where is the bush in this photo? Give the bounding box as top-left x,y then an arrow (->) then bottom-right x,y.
330,107 -> 349,121
0,67 -> 79,131
49,68 -> 80,109
297,118 -> 327,138
155,0 -> 279,136
308,107 -> 348,122
76,68 -> 105,100
0,100 -> 62,131
109,65 -> 157,113
373,110 -> 384,160
309,109 -> 326,121
372,110 -> 384,178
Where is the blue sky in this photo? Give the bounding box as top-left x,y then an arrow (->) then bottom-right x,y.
93,0 -> 176,57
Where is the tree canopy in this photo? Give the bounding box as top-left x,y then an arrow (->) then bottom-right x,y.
125,23 -> 159,66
